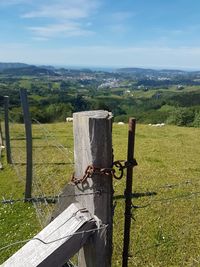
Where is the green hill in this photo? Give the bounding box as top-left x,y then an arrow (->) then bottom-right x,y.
0,62 -> 30,70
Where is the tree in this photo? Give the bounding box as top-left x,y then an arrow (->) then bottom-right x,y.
167,108 -> 195,126
193,112 -> 200,127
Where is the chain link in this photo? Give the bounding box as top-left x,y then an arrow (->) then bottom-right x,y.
71,158 -> 138,185
71,165 -> 115,185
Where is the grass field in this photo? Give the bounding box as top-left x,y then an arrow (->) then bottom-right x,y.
0,122 -> 200,266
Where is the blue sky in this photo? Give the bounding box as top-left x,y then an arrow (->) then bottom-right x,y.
1,0 -> 200,69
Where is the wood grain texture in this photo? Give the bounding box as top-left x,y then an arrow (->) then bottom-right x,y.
73,110 -> 113,267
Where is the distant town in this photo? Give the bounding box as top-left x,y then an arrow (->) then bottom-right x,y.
0,62 -> 200,127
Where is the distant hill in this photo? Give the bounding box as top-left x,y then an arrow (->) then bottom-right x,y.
0,62 -> 30,70
39,65 -> 56,71
0,65 -> 58,76
117,67 -> 155,73
116,67 -> 189,75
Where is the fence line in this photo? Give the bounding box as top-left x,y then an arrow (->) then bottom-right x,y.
0,224 -> 108,253
5,108 -> 74,226
32,118 -> 73,160
2,187 -> 200,206
8,117 -> 26,181
0,191 -> 104,204
1,102 -> 200,266
30,119 -> 74,226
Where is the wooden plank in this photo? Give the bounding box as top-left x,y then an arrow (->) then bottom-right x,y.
73,110 -> 113,267
2,203 -> 97,267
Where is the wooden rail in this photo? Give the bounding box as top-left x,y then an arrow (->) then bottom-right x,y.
2,203 -> 97,267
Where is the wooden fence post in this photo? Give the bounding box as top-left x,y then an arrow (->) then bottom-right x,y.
0,120 -> 3,169
20,89 -> 33,199
4,96 -> 12,164
73,110 -> 113,267
0,120 -> 4,146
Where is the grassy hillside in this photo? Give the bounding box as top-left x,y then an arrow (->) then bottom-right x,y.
0,123 -> 200,266
113,124 -> 200,266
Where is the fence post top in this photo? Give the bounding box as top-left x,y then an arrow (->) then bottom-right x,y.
73,110 -> 112,119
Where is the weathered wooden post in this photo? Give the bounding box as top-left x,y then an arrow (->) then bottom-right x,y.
4,96 -> 12,164
0,120 -> 3,169
73,110 -> 113,267
0,120 -> 4,146
20,89 -> 33,199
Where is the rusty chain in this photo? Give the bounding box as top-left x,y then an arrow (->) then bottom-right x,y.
71,159 -> 138,185
71,165 -> 115,185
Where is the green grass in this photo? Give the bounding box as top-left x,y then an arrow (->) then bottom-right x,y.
0,122 -> 200,266
113,124 -> 200,267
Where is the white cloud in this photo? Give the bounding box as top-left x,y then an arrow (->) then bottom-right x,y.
21,0 -> 99,39
22,0 -> 99,19
0,0 -> 32,6
28,23 -> 94,38
23,6 -> 88,20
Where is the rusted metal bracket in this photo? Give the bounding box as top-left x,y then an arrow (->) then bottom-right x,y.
112,159 -> 138,180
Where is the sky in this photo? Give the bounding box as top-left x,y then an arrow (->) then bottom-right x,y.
1,0 -> 200,69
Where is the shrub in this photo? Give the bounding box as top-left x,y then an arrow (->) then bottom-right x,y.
167,107 -> 195,126
193,112 -> 200,127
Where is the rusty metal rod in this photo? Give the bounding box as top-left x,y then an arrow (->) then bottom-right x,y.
122,118 -> 136,267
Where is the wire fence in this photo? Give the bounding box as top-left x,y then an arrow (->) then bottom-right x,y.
31,118 -> 74,226
3,109 -> 74,227
1,102 -> 200,266
0,224 -> 108,253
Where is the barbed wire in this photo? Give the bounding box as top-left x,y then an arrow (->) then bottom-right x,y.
8,115 -> 74,226
142,190 -> 200,208
3,108 -> 200,265
134,233 -> 200,256
31,118 -> 75,226
7,117 -> 26,181
0,190 -> 103,205
0,114 -> 74,226
32,179 -> 53,227
113,189 -> 200,212
0,224 -> 108,253
2,186 -> 200,217
32,118 -> 73,160
149,179 -> 200,191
